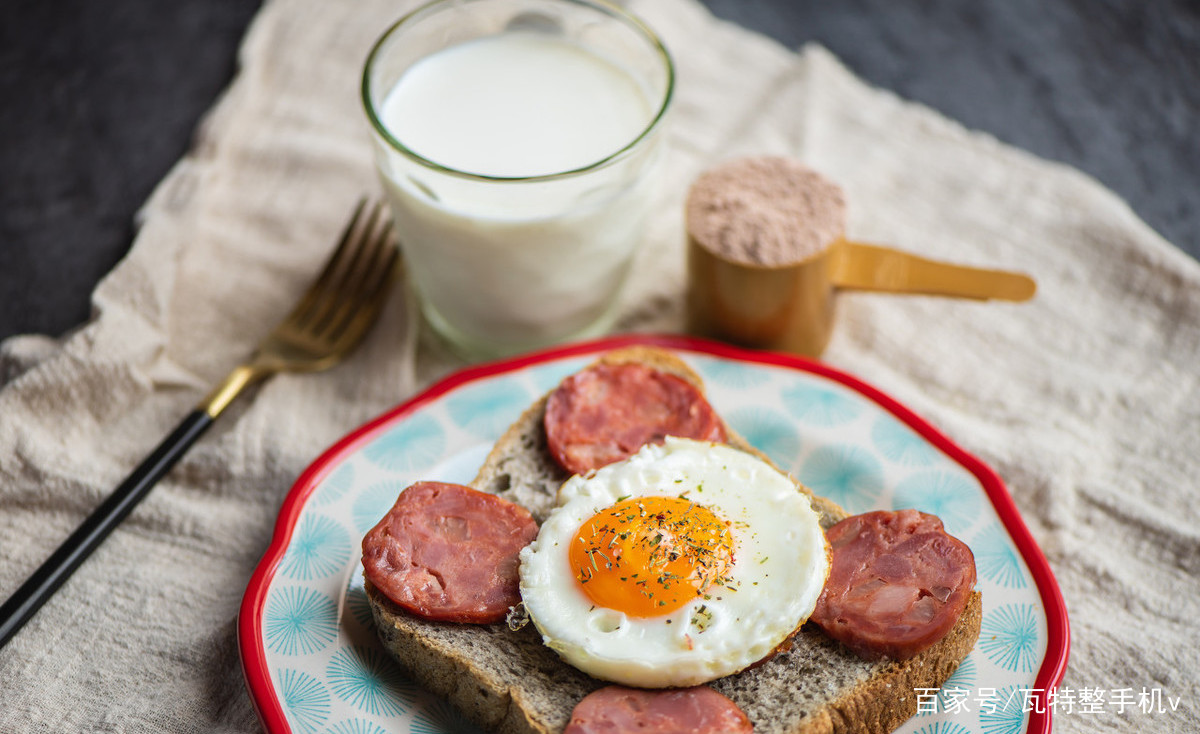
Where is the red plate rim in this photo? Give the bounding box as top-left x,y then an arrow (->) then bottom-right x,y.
238,333 -> 1070,733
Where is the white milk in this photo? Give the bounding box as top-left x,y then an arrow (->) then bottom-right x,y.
371,30 -> 667,357
380,32 -> 652,179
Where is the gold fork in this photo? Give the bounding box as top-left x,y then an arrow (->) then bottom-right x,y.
0,199 -> 398,648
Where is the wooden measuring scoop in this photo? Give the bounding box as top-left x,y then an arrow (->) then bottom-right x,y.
685,157 -> 1035,357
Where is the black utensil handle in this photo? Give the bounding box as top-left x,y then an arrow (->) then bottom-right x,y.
0,409 -> 214,650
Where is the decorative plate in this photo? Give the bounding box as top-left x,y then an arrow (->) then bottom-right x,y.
240,335 -> 1069,734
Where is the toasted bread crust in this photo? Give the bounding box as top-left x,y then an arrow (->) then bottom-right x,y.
367,347 -> 982,734
772,592 -> 983,734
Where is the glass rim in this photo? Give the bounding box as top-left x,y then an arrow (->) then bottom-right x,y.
361,0 -> 676,184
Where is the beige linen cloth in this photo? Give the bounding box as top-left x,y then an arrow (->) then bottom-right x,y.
2,0 -> 1197,731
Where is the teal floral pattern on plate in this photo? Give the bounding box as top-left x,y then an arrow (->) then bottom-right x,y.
326,719 -> 389,734
278,668 -> 331,733
280,514 -> 352,582
343,566 -> 374,629
781,383 -> 863,426
892,470 -> 981,536
325,645 -> 413,717
724,406 -> 803,471
979,685 -> 1029,734
253,348 -> 1054,734
362,412 -> 445,473
872,415 -> 940,466
695,356 -> 771,389
972,522 -> 1028,589
351,479 -> 410,536
979,604 -> 1042,674
444,377 -> 531,438
798,444 -> 885,513
915,723 -> 973,734
314,463 -> 355,507
265,586 -> 338,656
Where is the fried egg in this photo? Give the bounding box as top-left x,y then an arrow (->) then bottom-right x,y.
518,437 -> 830,688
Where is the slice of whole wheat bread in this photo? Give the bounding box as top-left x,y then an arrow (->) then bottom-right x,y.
365,346 -> 982,734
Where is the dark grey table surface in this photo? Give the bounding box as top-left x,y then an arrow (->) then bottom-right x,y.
2,0 -> 1198,344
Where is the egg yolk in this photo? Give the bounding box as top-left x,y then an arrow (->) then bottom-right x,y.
569,496 -> 735,617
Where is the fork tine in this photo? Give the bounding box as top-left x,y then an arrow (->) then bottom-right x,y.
286,198 -> 373,327
332,201 -> 388,293
322,223 -> 399,343
308,201 -> 387,331
309,203 -> 392,337
327,245 -> 400,349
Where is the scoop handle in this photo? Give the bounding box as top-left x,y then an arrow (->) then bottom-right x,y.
831,241 -> 1036,301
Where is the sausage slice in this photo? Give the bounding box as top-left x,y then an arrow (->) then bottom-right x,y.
811,509 -> 976,661
565,685 -> 753,734
544,362 -> 727,475
361,481 -> 538,623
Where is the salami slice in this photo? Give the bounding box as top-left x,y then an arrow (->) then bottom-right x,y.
811,509 -> 976,662
544,362 -> 727,475
565,685 -> 753,734
361,481 -> 538,623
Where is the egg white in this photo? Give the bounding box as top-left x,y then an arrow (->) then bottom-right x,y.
518,437 -> 830,688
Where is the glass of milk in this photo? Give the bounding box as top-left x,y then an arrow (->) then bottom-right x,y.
363,0 -> 674,359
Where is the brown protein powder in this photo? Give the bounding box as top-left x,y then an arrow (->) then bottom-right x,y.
685,156 -> 846,267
